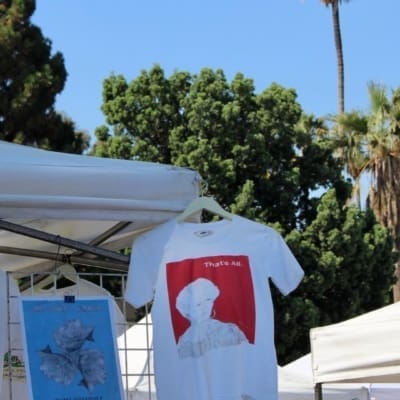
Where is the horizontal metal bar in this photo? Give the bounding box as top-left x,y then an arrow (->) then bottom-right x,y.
0,219 -> 130,264
0,245 -> 128,271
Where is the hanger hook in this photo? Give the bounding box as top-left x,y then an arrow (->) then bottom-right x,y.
200,179 -> 209,197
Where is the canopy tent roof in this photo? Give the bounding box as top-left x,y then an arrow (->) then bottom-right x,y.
279,354 -> 369,400
116,316 -> 370,400
0,140 -> 200,274
310,302 -> 400,385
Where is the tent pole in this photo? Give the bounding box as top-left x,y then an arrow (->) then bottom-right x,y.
314,383 -> 323,400
0,219 -> 130,264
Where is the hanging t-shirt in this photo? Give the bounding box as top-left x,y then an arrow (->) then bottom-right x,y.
2,276 -> 126,400
125,215 -> 304,400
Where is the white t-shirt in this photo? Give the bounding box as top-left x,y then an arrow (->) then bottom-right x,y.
125,215 -> 304,400
2,276 -> 126,400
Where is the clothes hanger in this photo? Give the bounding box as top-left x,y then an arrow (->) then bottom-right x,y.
176,196 -> 233,222
26,263 -> 78,293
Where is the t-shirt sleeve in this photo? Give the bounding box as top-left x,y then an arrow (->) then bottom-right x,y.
268,230 -> 304,296
125,220 -> 175,308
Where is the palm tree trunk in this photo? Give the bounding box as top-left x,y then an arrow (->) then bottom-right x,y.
393,264 -> 400,302
330,1 -> 345,114
345,178 -> 361,208
370,156 -> 400,301
353,178 -> 361,209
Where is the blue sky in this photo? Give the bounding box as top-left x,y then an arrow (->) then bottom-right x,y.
32,0 -> 400,145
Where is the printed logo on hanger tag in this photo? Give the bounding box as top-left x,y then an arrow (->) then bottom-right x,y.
194,230 -> 213,238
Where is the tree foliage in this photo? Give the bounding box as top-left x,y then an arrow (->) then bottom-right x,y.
278,189 -> 395,362
0,0 -> 89,152
331,82 -> 400,300
95,65 -> 346,230
93,65 -> 395,363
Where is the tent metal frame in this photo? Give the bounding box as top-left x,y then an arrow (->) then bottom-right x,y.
0,219 -> 131,271
314,383 -> 323,400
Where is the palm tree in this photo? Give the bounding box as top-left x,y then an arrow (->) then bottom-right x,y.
334,82 -> 400,301
331,111 -> 368,207
367,83 -> 400,301
321,0 -> 350,114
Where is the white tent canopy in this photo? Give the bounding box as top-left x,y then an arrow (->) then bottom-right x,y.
117,318 -> 370,400
279,354 -> 369,400
0,140 -> 200,274
310,302 -> 400,385
117,314 -> 155,399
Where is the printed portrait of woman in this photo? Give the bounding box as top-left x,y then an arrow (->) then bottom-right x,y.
175,277 -> 248,358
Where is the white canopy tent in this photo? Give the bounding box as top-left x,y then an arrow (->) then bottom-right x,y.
310,302 -> 400,400
279,354 -> 369,400
116,316 -> 370,400
117,314 -> 156,400
0,140 -> 200,274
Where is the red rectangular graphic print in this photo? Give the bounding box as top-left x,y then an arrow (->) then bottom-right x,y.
166,255 -> 256,358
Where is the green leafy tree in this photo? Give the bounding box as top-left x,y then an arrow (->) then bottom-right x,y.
0,0 -> 89,152
98,65 -> 345,231
94,65 -> 394,362
277,189 -> 394,363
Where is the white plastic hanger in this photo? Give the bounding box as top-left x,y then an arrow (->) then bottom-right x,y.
27,263 -> 78,293
176,196 -> 233,222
